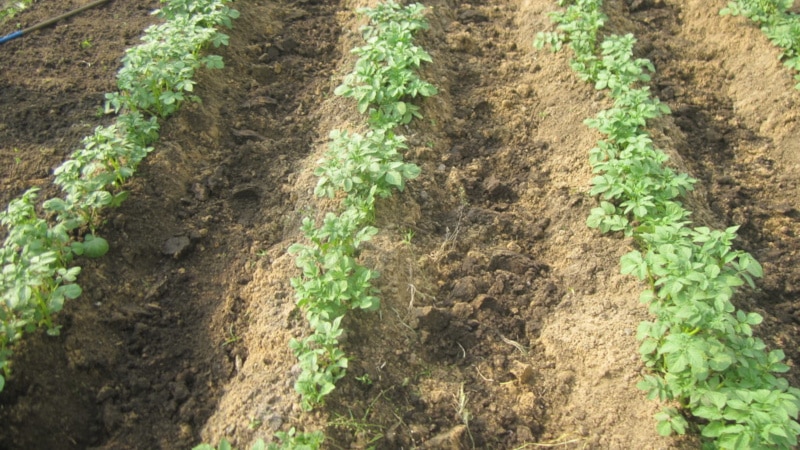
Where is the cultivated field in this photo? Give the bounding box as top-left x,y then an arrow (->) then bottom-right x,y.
1,0 -> 800,448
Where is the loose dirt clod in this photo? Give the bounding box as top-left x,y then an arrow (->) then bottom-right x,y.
162,235 -> 192,259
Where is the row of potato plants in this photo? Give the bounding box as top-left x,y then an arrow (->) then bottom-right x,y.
537,1 -> 800,448
288,0 -> 436,413
720,0 -> 800,90
0,0 -> 238,392
194,3 -> 437,449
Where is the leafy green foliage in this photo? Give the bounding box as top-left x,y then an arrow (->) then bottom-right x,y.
288,1 -> 435,411
0,189 -> 83,386
534,0 -> 606,77
269,428 -> 325,450
45,123 -> 151,230
315,129 -> 420,200
80,234 -> 110,259
334,1 -> 437,130
721,0 -> 800,89
540,0 -> 800,447
194,429 -> 324,450
0,0 -> 237,393
104,1 -> 238,117
288,207 -> 382,409
291,212 -> 380,322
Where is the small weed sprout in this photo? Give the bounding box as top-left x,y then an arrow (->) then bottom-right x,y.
356,373 -> 373,386
221,325 -> 239,347
403,229 -> 415,245
454,383 -> 475,448
248,417 -> 262,431
0,0 -> 32,24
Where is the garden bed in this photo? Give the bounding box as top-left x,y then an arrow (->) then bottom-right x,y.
1,0 -> 799,448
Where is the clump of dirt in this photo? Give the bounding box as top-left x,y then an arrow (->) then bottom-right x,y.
1,0 -> 800,449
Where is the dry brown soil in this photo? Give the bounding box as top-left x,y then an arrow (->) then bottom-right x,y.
1,0 -> 799,449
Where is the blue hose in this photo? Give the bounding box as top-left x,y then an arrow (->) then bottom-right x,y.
0,31 -> 23,45
0,0 -> 113,47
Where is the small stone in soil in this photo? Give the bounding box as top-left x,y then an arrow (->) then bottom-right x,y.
267,414 -> 283,431
162,236 -> 192,259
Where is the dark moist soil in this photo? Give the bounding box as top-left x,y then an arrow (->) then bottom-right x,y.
1,0 -> 800,449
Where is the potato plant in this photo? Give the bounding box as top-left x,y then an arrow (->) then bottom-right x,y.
314,129 -> 421,201
194,428 -> 324,450
288,0 -> 435,415
538,0 -> 800,448
0,0 -> 237,393
334,1 -> 437,130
